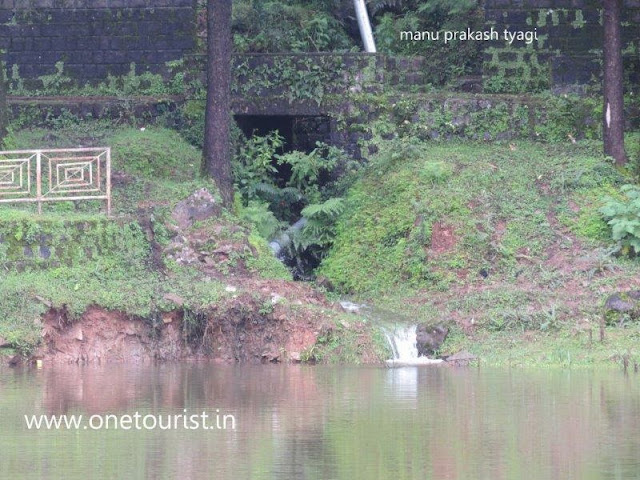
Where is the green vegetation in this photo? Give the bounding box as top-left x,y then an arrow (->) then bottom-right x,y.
231,129 -> 353,263
600,185 -> 640,255
231,1 -> 354,53
443,326 -> 640,368
319,141 -> 626,293
4,113 -> 638,365
0,122 -> 294,355
1,0 -> 639,367
9,62 -> 184,97
315,138 -> 640,366
109,128 -> 202,181
373,0 -> 482,85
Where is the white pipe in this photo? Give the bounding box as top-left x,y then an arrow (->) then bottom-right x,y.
353,0 -> 376,53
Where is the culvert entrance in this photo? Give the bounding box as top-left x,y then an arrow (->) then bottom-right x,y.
234,115 -> 332,155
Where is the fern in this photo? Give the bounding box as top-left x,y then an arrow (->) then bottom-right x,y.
366,0 -> 405,15
239,201 -> 282,240
301,197 -> 346,218
293,198 -> 345,251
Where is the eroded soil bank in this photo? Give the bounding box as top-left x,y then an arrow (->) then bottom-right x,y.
23,280 -> 385,366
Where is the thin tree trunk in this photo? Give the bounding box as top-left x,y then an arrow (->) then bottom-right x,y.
203,0 -> 234,207
602,0 -> 627,166
0,65 -> 7,144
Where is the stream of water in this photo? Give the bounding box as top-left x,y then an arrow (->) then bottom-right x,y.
339,301 -> 443,366
383,323 -> 444,367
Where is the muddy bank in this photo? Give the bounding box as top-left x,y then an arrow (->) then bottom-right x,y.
29,284 -> 384,365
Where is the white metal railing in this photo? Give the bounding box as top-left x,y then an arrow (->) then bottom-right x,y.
0,148 -> 111,215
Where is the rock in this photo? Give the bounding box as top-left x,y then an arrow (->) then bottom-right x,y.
225,285 -> 237,293
165,236 -> 200,265
163,293 -> 185,306
71,325 -> 83,342
289,351 -> 301,362
445,350 -> 477,366
416,324 -> 449,357
171,188 -> 221,229
316,276 -> 334,292
212,245 -> 234,255
261,344 -> 280,363
34,295 -> 53,308
124,322 -> 138,336
340,301 -> 364,314
604,291 -> 640,325
8,355 -> 22,367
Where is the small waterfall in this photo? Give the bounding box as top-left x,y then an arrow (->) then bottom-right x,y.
269,218 -> 317,280
384,324 -> 443,367
269,218 -> 307,260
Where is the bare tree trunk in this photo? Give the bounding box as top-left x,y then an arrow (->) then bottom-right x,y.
603,0 -> 627,166
0,66 -> 8,145
203,0 -> 234,207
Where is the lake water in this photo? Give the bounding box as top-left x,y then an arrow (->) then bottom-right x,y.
1,365 -> 639,480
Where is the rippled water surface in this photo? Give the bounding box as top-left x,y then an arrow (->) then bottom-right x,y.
1,365 -> 639,479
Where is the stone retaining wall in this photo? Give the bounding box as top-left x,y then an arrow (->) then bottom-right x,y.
483,0 -> 640,91
0,0 -> 196,84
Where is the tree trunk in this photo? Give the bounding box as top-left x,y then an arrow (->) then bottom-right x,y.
0,65 -> 8,145
602,0 -> 627,166
203,0 -> 234,207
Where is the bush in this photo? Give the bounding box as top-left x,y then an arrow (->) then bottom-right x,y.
372,0 -> 483,85
233,132 -> 345,222
232,1 -> 354,53
294,197 -> 345,252
600,185 -> 640,254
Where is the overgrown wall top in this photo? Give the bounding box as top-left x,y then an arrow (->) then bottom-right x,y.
0,0 -> 196,83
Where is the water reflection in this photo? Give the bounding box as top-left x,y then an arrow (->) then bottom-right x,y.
1,366 -> 639,480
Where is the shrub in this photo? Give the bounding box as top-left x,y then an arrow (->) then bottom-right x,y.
232,1 -> 353,53
600,185 -> 640,254
294,197 -> 345,252
372,0 -> 482,85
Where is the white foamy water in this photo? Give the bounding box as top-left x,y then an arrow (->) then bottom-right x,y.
384,324 -> 443,367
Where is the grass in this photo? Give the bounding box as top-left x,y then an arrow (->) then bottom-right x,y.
2,119 -> 639,365
442,325 -> 640,368
319,138 -> 640,366
320,139 -> 627,293
0,121 -> 293,355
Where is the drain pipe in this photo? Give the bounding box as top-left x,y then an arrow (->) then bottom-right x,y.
354,0 -> 376,53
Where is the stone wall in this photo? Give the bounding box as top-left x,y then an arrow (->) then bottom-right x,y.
186,53 -> 428,100
0,0 -> 196,84
483,0 -> 640,91
2,0 -> 637,94
0,216 -> 140,271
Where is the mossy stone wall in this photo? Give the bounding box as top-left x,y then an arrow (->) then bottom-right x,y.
0,214 -> 148,271
0,0 -> 196,84
483,0 -> 640,92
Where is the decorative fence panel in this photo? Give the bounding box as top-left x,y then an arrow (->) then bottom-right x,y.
0,148 -> 111,215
